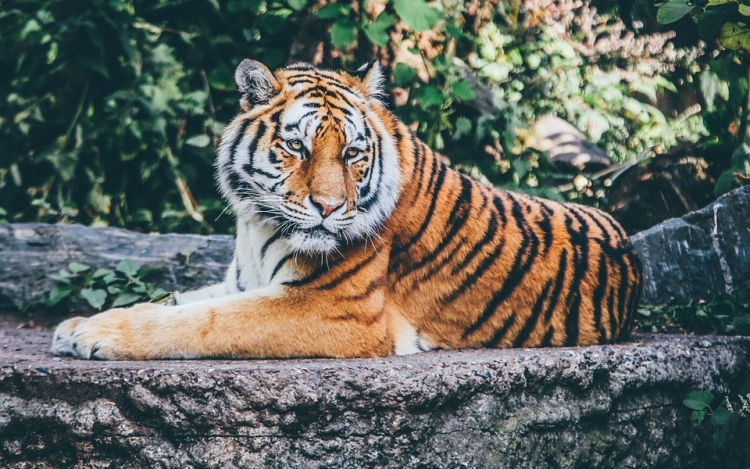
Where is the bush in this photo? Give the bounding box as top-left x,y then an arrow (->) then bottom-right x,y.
0,0 -> 713,233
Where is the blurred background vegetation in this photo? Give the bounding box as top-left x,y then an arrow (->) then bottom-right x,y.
1,0 -> 749,236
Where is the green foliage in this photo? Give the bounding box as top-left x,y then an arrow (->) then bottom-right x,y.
0,0 -> 725,233
45,260 -> 168,312
635,289 -> 750,335
684,376 -> 750,464
653,0 -> 750,195
657,0 -> 750,49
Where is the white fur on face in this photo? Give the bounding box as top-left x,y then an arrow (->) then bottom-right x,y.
216,88 -> 400,255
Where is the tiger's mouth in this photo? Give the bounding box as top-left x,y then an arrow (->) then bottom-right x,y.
285,224 -> 341,253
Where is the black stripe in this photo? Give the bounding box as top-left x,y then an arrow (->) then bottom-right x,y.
242,121 -> 267,176
261,231 -> 283,260
442,239 -> 506,308
481,312 -> 516,347
606,287 -> 617,341
539,326 -> 555,347
235,260 -> 245,292
228,119 -> 252,165
592,252 -> 608,341
462,195 -> 540,340
270,254 -> 294,281
512,279 -> 553,347
449,201 -> 496,276
316,251 -> 379,290
536,200 -> 554,253
543,249 -> 569,323
284,262 -> 329,287
396,174 -> 472,281
392,162 -> 447,256
253,168 -> 280,180
560,209 -> 590,346
341,277 -> 386,301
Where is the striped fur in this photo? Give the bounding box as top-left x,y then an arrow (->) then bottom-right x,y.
51,61 -> 643,360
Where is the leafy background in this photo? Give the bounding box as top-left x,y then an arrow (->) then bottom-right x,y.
1,0 -> 749,236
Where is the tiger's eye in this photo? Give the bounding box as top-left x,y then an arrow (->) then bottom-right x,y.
346,147 -> 359,158
288,139 -> 303,151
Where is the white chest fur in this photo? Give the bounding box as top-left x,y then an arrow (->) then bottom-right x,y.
227,215 -> 298,293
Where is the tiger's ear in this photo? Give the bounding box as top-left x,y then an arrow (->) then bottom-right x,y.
235,59 -> 279,111
353,61 -> 386,102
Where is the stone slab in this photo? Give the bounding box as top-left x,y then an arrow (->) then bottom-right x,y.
1,326 -> 748,468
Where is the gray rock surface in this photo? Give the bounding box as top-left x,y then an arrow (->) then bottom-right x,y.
0,224 -> 234,311
631,185 -> 750,305
1,326 -> 748,468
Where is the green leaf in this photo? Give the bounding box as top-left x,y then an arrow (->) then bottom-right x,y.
392,63 -> 417,87
286,0 -> 308,11
316,4 -> 350,19
711,406 -> 736,426
116,259 -> 141,278
415,85 -> 443,106
690,409 -> 706,425
719,21 -> 750,50
112,292 -> 143,308
68,262 -> 90,274
700,69 -> 726,112
453,116 -> 472,141
452,79 -> 476,101
186,135 -> 211,147
331,19 -> 357,48
94,269 -> 112,278
392,0 -> 441,32
362,12 -> 395,46
80,288 -> 108,310
656,1 -> 694,25
683,391 -> 714,410
47,286 -> 74,307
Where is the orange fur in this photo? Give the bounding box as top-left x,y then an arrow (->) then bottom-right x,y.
51,61 -> 642,360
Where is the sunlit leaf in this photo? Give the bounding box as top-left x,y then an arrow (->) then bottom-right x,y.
186,135 -> 211,147
392,63 -> 417,87
415,85 -> 443,106
116,259 -> 141,278
112,292 -> 143,308
452,80 -> 476,101
719,21 -> 750,50
68,262 -> 90,274
392,0 -> 441,32
362,12 -> 394,46
656,1 -> 694,25
80,288 -> 107,310
683,391 -> 714,411
286,0 -> 308,11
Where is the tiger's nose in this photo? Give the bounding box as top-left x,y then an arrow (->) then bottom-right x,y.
311,196 -> 344,218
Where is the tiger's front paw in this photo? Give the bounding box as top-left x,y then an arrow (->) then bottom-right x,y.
51,304 -> 164,360
50,316 -> 86,357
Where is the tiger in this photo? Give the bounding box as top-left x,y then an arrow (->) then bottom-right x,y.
51,59 -> 643,360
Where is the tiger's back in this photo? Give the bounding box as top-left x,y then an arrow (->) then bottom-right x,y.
52,60 -> 643,360
384,144 -> 642,351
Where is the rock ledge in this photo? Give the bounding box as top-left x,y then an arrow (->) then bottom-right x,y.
1,326 -> 748,468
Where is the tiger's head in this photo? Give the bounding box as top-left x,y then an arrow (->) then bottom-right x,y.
216,60 -> 401,254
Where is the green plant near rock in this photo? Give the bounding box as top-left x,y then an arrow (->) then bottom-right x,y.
46,259 -> 168,312
635,289 -> 750,335
684,376 -> 750,464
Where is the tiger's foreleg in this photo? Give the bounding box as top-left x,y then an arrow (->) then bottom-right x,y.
51,286 -> 391,360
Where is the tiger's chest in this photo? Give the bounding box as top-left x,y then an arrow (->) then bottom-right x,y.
229,215 -> 299,292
